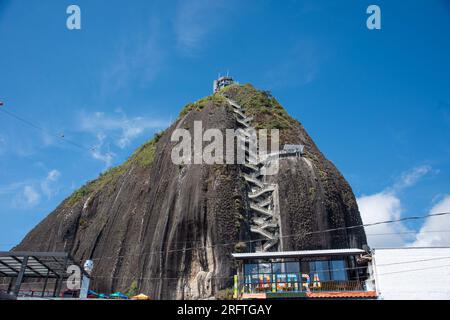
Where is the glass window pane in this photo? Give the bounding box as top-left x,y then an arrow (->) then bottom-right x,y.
286,262 -> 299,273
276,274 -> 287,283
300,261 -> 310,274
331,260 -> 347,281
259,263 -> 271,274
261,274 -> 272,284
311,261 -> 330,281
272,262 -> 285,274
287,274 -> 299,292
244,263 -> 258,275
251,274 -> 260,284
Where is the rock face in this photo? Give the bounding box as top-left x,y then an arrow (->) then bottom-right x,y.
14,84 -> 367,299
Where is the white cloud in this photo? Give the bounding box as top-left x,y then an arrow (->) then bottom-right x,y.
3,169 -> 61,209
78,110 -> 168,167
391,165 -> 433,191
91,149 -> 115,168
0,135 -> 6,154
90,133 -> 116,168
23,185 -> 40,206
80,111 -> 168,150
357,192 -> 414,248
412,196 -> 450,247
357,166 -> 434,248
40,169 -> 61,199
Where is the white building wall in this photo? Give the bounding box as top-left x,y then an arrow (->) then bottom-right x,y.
373,247 -> 450,300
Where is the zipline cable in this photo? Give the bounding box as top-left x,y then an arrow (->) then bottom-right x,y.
80,211 -> 450,263
0,104 -> 94,152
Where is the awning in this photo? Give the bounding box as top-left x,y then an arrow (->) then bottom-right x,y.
232,248 -> 366,260
0,251 -> 89,297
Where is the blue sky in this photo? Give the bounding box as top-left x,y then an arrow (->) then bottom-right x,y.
0,0 -> 449,250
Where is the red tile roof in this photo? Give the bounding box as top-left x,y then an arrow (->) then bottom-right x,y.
242,293 -> 267,299
306,291 -> 378,299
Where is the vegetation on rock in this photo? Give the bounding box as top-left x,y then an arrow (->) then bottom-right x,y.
66,133 -> 160,206
178,94 -> 227,118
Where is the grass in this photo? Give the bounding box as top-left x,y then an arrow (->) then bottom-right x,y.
125,280 -> 138,297
65,133 -> 161,207
220,84 -> 294,130
128,138 -> 157,168
178,94 -> 227,118
65,84 -> 297,208
215,287 -> 236,300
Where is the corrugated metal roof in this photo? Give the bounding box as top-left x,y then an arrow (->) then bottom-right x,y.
0,251 -> 88,279
232,249 -> 366,260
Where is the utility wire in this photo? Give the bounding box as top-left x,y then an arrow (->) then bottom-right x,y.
3,229 -> 450,248
3,212 -> 447,253
7,255 -> 441,286
0,105 -> 94,152
378,263 -> 450,276
2,103 -> 450,263
82,255 -> 450,281
81,211 -> 450,263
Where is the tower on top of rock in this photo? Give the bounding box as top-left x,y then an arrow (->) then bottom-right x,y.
213,74 -> 234,93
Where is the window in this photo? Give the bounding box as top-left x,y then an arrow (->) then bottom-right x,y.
243,257 -> 352,294
276,274 -> 287,283
308,259 -> 348,282
259,263 -> 271,274
244,263 -> 258,275
272,262 -> 285,274
251,274 -> 260,284
286,273 -> 299,292
331,260 -> 347,281
285,261 -> 300,273
309,260 -> 330,281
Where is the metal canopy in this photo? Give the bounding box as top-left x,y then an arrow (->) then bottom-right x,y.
0,251 -> 89,297
232,248 -> 366,260
0,252 -> 74,279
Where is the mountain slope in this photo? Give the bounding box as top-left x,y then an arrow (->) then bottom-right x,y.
14,84 -> 367,299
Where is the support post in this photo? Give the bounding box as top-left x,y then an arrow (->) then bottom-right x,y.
7,278 -> 13,294
13,255 -> 28,296
55,255 -> 69,297
41,270 -> 50,297
53,278 -> 59,297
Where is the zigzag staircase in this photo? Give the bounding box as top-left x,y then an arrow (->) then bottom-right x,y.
223,96 -> 280,252
222,94 -> 305,252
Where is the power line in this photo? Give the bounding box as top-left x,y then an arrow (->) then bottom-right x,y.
378,263 -> 450,276
366,229 -> 450,236
2,102 -> 449,261
3,228 -> 450,248
0,105 -> 94,152
81,211 -> 450,263
83,256 -> 450,281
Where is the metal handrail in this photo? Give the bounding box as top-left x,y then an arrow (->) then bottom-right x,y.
242,280 -> 366,294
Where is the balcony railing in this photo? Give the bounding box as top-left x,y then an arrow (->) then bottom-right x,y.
243,280 -> 367,294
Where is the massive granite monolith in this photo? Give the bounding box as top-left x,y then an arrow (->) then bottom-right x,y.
14,84 -> 367,299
